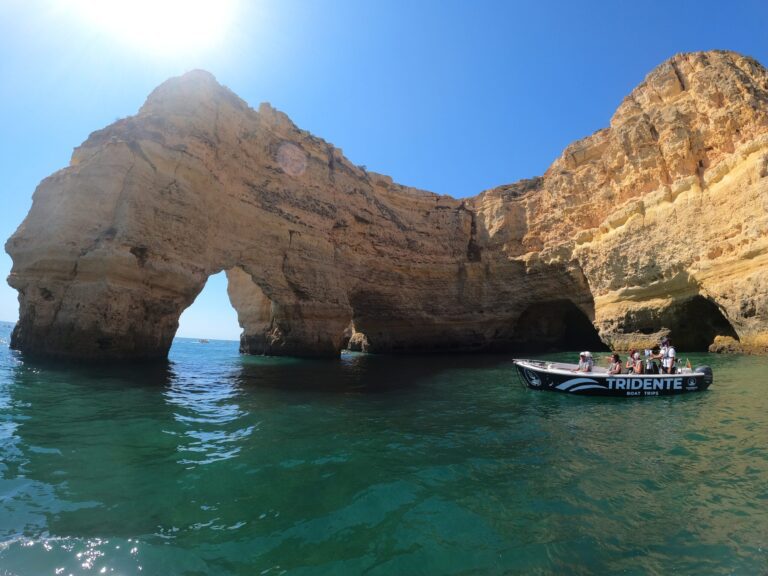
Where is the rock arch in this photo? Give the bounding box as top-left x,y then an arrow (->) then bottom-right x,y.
7,51 -> 768,360
225,266 -> 349,356
4,72 -> 500,360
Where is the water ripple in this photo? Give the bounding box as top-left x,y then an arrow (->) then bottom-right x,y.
0,325 -> 766,574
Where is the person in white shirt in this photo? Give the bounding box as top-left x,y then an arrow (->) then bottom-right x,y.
666,340 -> 677,374
572,351 -> 594,372
656,337 -> 677,374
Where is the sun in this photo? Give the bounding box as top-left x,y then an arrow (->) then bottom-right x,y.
61,0 -> 239,56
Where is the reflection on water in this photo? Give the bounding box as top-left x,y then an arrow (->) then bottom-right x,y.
0,321 -> 767,575
165,369 -> 252,468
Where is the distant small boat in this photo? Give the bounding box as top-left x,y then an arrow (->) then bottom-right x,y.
513,359 -> 713,397
198,339 -> 210,344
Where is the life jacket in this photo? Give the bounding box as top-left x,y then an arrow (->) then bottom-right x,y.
663,346 -> 676,367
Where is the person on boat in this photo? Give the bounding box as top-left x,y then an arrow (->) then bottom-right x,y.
572,351 -> 593,372
661,338 -> 676,374
651,337 -> 676,373
644,348 -> 660,374
632,351 -> 645,374
607,353 -> 622,374
625,349 -> 637,372
651,343 -> 663,367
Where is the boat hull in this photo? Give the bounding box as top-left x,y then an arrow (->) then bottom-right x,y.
513,360 -> 712,397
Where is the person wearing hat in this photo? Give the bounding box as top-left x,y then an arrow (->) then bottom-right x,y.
572,351 -> 594,372
651,337 -> 675,374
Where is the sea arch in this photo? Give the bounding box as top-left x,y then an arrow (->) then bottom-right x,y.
7,71 -> 608,361
11,60 -> 766,361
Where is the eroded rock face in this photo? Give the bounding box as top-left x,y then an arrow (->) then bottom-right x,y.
6,50 -> 768,359
474,51 -> 768,353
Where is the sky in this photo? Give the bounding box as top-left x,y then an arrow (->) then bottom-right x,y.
1,0 -> 767,341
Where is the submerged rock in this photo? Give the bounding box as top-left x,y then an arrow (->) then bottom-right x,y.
6,51 -> 768,360
709,335 -> 745,354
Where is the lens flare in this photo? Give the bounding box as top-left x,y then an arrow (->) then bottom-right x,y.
60,0 -> 239,56
277,142 -> 307,177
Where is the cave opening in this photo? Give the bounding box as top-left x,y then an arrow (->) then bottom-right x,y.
513,299 -> 608,353
661,295 -> 738,351
176,271 -> 242,344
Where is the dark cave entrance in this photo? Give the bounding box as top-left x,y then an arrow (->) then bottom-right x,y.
662,295 -> 738,351
513,299 -> 608,353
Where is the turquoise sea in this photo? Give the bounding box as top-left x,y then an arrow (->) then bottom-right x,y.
0,320 -> 766,575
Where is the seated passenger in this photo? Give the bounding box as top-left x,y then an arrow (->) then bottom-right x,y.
632,351 -> 645,374
572,351 -> 594,372
607,353 -> 622,375
625,349 -> 637,372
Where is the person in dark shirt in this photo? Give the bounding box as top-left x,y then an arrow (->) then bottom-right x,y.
626,349 -> 638,373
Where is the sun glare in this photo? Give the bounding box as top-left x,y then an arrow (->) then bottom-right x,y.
61,0 -> 238,56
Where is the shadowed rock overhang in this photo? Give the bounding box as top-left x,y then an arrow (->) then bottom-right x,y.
5,50 -> 768,360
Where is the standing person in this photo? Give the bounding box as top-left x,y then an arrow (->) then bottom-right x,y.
572,351 -> 594,372
607,353 -> 622,374
653,337 -> 677,374
663,338 -> 677,374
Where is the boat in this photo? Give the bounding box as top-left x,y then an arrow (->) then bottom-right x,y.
513,359 -> 713,397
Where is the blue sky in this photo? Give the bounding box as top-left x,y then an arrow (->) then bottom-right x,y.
1,0 -> 767,341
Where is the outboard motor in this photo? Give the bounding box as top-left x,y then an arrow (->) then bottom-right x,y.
694,365 -> 714,389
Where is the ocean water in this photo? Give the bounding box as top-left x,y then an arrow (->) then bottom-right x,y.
0,320 -> 766,575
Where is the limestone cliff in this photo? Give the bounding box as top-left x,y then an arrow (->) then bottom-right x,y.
6,50 -> 768,359
473,51 -> 768,352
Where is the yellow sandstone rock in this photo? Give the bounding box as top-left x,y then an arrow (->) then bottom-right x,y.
5,51 -> 768,359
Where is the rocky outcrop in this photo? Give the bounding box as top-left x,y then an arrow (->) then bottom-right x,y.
6,50 -> 768,359
475,51 -> 768,353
